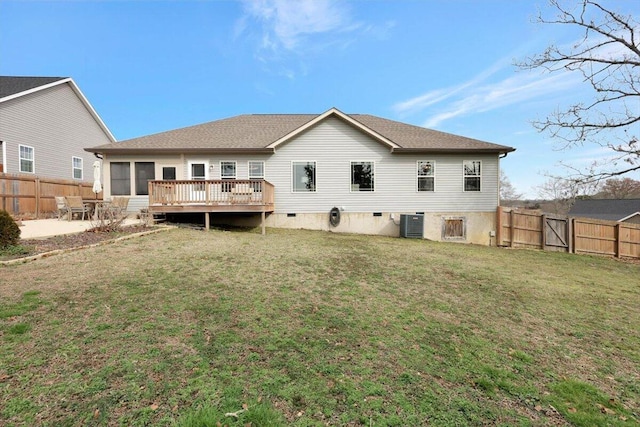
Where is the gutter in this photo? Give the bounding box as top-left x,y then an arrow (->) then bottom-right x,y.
84,147 -> 276,155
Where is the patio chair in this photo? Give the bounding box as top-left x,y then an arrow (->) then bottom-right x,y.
65,196 -> 90,221
55,196 -> 69,220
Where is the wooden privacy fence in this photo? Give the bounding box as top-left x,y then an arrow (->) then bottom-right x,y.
497,206 -> 640,260
0,173 -> 101,219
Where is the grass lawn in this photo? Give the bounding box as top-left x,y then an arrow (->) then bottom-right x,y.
0,227 -> 638,426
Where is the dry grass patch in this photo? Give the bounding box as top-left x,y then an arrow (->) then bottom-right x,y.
1,227 -> 638,426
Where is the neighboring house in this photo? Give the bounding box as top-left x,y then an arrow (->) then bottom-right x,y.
569,199 -> 640,224
0,76 -> 115,179
86,108 -> 515,244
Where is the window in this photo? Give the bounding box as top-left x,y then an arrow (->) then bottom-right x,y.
19,145 -> 34,173
220,161 -> 237,179
351,161 -> 374,191
110,162 -> 131,195
135,162 -> 155,195
248,161 -> 264,179
190,162 -> 206,191
72,157 -> 83,180
417,161 -> 434,192
162,167 -> 176,180
292,161 -> 316,192
463,160 -> 481,192
190,163 -> 205,180
443,217 -> 465,240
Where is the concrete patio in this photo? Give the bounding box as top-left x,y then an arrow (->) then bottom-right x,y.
18,218 -> 141,239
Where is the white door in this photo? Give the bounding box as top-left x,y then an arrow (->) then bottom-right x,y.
188,160 -> 209,202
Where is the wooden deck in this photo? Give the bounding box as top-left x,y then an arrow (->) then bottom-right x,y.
147,179 -> 275,233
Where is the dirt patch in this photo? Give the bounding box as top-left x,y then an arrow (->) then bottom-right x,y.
1,225 -> 156,261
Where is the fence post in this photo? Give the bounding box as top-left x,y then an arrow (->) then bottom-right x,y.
615,223 -> 621,258
1,175 -> 5,211
35,177 -> 41,219
568,218 -> 574,254
541,214 -> 547,250
496,206 -> 503,247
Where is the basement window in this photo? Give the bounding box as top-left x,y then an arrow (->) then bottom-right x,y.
287,213 -> 297,217
373,212 -> 382,217
443,217 -> 466,240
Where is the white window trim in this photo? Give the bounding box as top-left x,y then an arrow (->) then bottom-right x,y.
220,161 -> 237,179
463,160 -> 482,192
350,160 -> 375,193
248,160 -> 265,180
188,160 -> 209,180
19,144 -> 35,174
72,156 -> 83,180
417,160 -> 435,192
291,161 -> 317,193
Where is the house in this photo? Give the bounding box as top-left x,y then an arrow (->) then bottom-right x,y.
569,199 -> 640,224
0,76 -> 115,179
86,108 -> 515,244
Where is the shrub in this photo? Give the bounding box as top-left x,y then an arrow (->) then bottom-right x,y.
0,210 -> 21,248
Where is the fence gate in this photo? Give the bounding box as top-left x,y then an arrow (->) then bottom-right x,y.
544,215 -> 569,252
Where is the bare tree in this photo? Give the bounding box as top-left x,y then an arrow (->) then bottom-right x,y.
499,171 -> 522,201
535,175 -> 599,214
535,177 -> 576,214
596,177 -> 640,198
517,0 -> 639,182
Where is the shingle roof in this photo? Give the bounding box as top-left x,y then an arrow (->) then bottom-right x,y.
0,76 -> 67,99
569,199 -> 640,221
87,110 -> 515,155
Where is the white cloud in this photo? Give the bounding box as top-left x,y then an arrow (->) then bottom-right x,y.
238,0 -> 358,52
393,60 -> 507,115
393,58 -> 583,128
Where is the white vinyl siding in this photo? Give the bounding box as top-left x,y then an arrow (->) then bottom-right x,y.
0,82 -> 112,179
268,117 -> 500,213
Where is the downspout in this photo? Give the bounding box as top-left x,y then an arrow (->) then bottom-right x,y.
0,141 -> 5,173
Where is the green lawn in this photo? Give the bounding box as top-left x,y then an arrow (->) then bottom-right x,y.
1,228 -> 638,426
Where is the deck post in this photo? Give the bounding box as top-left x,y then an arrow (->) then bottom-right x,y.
261,211 -> 266,235
205,212 -> 210,231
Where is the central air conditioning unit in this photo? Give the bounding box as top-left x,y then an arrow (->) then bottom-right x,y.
400,214 -> 424,238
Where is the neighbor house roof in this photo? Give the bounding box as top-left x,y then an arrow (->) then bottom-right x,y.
0,76 -> 116,143
0,76 -> 67,99
86,107 -> 515,155
569,199 -> 640,221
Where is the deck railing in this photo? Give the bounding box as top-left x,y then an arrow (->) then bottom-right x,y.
148,179 -> 274,208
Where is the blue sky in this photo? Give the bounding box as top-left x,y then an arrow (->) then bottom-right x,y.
1,0 -> 638,198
